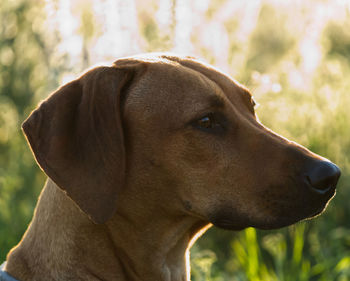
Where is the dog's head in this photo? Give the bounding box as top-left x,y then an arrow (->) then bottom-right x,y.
22,54 -> 340,229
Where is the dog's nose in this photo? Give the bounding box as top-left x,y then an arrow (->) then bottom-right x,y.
306,161 -> 341,194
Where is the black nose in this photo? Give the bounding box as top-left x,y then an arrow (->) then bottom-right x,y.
306,161 -> 341,194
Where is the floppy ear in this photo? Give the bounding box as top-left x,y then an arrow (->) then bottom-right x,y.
22,65 -> 139,224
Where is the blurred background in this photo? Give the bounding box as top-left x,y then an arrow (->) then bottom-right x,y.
1,0 -> 350,280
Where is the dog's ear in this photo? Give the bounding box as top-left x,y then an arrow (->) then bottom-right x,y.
22,64 -> 142,224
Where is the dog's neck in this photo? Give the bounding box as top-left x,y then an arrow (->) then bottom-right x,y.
6,179 -> 209,281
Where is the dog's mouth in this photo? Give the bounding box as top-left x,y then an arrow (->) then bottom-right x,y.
207,158 -> 340,231
256,189 -> 336,230
250,171 -> 338,229
209,180 -> 337,231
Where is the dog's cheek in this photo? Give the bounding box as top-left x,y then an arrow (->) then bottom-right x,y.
153,131 -> 240,217
179,132 -> 223,166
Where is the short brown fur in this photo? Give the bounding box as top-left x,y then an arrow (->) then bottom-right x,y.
4,54 -> 338,281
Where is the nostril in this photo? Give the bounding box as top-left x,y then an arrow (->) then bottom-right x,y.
306,161 -> 341,194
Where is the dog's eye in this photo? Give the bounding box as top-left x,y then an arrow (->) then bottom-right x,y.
193,113 -> 226,134
198,115 -> 214,129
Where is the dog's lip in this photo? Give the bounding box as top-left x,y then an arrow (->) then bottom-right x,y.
209,176 -> 337,231
212,219 -> 247,231
249,180 -> 337,229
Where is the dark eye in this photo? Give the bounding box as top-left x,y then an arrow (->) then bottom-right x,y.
193,113 -> 226,134
198,115 -> 214,129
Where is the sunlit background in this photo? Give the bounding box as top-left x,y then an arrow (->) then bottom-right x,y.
1,0 -> 350,280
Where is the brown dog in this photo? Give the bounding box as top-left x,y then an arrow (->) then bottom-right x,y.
3,54 -> 340,281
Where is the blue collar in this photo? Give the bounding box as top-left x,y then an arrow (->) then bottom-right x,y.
0,263 -> 19,281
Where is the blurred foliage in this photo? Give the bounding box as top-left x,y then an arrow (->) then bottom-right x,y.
1,0 -> 350,280
0,0 -> 68,260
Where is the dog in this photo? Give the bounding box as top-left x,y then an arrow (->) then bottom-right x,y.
1,54 -> 340,281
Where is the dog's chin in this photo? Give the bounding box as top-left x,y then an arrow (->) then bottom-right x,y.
210,200 -> 330,231
210,216 -> 301,231
209,212 -> 251,231
212,220 -> 248,231
251,216 -> 305,230
212,215 -> 307,231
